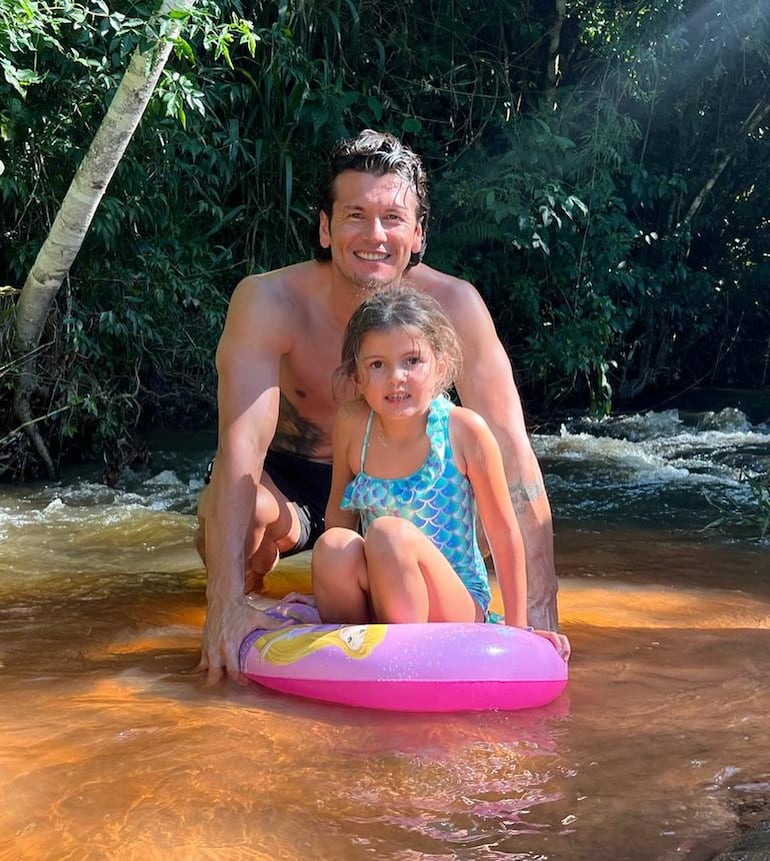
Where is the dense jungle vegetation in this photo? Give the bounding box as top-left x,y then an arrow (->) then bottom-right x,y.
1,0 -> 768,480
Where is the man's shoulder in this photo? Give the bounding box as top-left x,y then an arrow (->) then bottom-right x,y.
235,260 -> 331,300
407,263 -> 474,296
228,260 -> 332,321
407,264 -> 488,321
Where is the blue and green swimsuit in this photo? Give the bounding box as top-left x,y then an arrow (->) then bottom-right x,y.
341,395 -> 491,613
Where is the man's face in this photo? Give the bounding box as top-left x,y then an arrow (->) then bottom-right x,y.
319,170 -> 423,291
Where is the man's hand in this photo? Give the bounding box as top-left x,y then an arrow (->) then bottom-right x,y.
196,598 -> 272,685
532,628 -> 571,662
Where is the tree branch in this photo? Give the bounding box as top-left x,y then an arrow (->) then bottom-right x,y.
682,98 -> 770,227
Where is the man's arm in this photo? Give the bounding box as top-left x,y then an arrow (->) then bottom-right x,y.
433,275 -> 560,630
452,407 -> 528,628
323,402 -> 363,532
197,275 -> 291,682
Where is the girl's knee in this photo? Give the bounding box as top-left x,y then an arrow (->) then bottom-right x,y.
365,517 -> 419,555
312,529 -> 363,577
312,529 -> 370,623
314,527 -> 360,557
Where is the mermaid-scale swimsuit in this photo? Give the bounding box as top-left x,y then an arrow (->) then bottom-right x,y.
341,395 -> 491,612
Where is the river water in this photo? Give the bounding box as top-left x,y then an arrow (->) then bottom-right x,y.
1,397 -> 768,860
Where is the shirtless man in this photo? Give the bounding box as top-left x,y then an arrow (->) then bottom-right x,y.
197,129 -> 559,683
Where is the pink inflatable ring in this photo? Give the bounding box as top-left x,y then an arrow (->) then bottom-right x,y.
240,620 -> 568,712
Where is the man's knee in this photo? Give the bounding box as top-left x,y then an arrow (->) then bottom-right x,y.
254,484 -> 281,530
195,528 -> 206,565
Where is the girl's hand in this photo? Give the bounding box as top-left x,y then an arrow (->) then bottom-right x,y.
530,628 -> 571,662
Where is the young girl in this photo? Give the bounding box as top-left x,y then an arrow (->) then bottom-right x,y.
312,287 -> 570,659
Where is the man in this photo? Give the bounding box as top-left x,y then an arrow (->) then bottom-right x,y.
197,129 -> 559,683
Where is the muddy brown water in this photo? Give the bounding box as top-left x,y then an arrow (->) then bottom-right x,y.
1,404 -> 768,860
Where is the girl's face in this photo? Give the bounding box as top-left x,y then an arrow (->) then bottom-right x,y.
355,327 -> 442,418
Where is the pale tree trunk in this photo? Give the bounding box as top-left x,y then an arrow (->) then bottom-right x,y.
683,98 -> 770,227
544,0 -> 567,109
13,0 -> 197,477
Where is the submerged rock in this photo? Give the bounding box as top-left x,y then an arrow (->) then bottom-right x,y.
712,820 -> 770,860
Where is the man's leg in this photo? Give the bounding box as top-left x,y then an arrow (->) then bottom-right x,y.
243,474 -> 304,592
195,474 -> 303,594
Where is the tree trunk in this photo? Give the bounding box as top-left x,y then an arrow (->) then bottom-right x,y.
12,0 -> 197,477
682,98 -> 770,227
544,0 -> 567,109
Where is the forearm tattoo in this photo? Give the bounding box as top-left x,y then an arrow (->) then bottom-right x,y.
508,480 -> 544,516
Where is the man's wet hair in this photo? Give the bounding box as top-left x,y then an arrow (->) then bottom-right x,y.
313,129 -> 430,269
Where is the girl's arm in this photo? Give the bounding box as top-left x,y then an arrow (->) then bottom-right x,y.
324,401 -> 363,532
452,408 -> 571,660
450,407 -> 528,628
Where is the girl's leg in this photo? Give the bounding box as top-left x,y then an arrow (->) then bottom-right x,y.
312,528 -> 372,624
363,517 -> 481,623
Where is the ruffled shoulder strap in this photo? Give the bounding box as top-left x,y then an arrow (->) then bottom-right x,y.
420,395 -> 453,488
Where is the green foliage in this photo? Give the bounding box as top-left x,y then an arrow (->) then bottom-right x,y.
1,0 -> 239,468
1,0 -> 769,475
427,105 -> 652,412
4,235 -> 228,468
422,0 -> 770,411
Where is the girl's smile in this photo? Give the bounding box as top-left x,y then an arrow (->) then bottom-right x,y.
356,328 -> 438,421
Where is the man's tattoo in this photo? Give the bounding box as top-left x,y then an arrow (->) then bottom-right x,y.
508,480 -> 544,515
272,394 -> 324,457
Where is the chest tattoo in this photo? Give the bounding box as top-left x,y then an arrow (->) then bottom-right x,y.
272,394 -> 324,456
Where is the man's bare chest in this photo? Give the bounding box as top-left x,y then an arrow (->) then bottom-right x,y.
273,330 -> 351,457
280,330 -> 343,405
